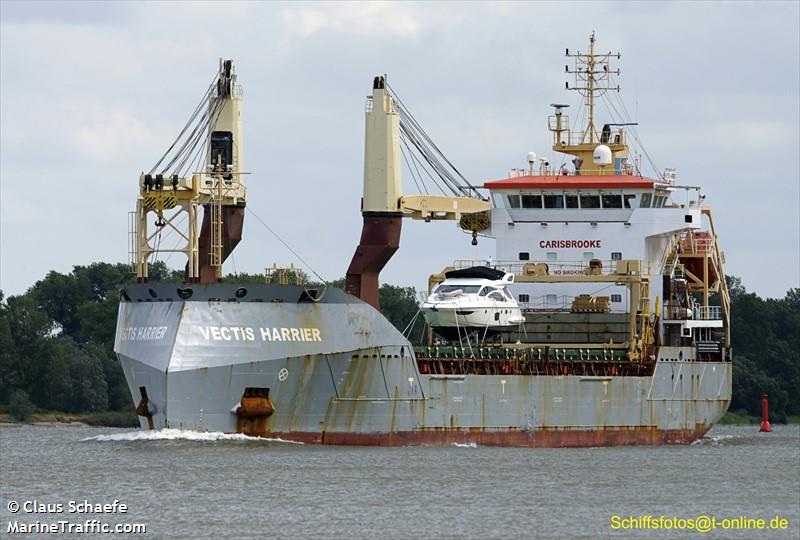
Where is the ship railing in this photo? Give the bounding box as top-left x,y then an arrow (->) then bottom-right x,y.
452,259 -> 648,277
519,295 -> 572,310
664,303 -> 722,321
694,305 -> 722,320
548,122 -> 627,148
679,231 -> 714,254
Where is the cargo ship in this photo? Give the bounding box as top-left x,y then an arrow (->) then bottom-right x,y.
115,36 -> 731,447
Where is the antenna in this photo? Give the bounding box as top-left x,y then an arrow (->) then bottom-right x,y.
565,32 -> 621,144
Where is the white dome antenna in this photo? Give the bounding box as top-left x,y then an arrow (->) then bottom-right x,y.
593,144 -> 612,166
527,152 -> 537,174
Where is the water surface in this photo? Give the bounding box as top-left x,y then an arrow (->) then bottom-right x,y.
1,425 -> 798,539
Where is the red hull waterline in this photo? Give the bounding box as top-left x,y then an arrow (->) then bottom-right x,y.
251,426 -> 712,447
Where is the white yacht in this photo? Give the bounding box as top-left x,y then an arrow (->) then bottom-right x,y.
421,267 -> 524,340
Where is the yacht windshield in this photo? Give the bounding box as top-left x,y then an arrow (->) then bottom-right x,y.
436,285 -> 480,294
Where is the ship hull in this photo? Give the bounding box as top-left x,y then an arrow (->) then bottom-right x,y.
115,283 -> 731,447
210,425 -> 712,447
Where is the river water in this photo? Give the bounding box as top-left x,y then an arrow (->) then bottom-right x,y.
1,424 -> 797,539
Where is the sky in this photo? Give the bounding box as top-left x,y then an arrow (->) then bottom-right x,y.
1,0 -> 798,299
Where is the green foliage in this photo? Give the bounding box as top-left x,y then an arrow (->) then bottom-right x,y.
379,284 -> 425,342
726,279 -> 800,421
718,410 -> 758,425
82,410 -> 139,427
7,389 -> 34,421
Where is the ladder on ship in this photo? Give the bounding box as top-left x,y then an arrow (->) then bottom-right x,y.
208,157 -> 225,279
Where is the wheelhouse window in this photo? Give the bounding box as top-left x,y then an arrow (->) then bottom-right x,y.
624,194 -> 636,208
521,194 -> 543,208
478,287 -> 490,296
601,194 -> 623,208
544,194 -> 564,208
508,194 -> 521,208
579,194 -> 601,208
640,193 -> 652,208
492,193 -> 506,208
488,292 -> 506,302
565,195 -> 579,208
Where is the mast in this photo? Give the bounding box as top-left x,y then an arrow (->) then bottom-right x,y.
550,33 -> 629,176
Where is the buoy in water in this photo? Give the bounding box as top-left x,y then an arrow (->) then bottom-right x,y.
759,393 -> 772,433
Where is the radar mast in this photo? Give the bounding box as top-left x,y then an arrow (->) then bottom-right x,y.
548,33 -> 631,176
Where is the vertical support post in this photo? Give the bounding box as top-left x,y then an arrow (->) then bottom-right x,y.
345,214 -> 402,309
703,250 -> 709,309
628,279 -> 640,360
586,33 -> 596,144
345,75 -> 403,309
136,199 -> 149,282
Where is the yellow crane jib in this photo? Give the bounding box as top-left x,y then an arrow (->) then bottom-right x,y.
399,195 -> 491,221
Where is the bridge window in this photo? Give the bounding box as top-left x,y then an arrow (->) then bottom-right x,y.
521,194 -> 542,208
544,195 -> 564,208
640,193 -> 652,208
508,194 -> 521,208
579,194 -> 601,208
624,194 -> 636,208
602,194 -> 623,208
565,195 -> 579,208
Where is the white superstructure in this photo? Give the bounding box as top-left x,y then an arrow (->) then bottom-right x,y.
432,33 -> 730,358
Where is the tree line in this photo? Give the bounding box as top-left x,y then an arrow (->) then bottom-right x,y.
0,263 -> 796,421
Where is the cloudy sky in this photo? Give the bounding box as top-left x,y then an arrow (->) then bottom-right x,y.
1,1 -> 798,299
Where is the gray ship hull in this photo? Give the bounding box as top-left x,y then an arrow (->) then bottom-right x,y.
115,284 -> 731,447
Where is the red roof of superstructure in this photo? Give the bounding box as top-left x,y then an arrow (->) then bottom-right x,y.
483,175 -> 655,190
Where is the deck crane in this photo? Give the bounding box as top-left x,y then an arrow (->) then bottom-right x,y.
346,75 -> 492,308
